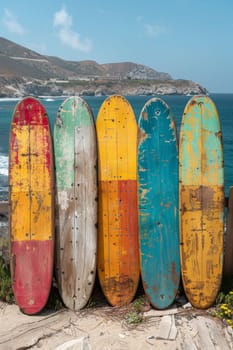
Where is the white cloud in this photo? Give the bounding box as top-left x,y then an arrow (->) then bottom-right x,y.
53,7 -> 72,27
145,24 -> 164,38
53,7 -> 92,53
59,28 -> 92,52
3,8 -> 25,35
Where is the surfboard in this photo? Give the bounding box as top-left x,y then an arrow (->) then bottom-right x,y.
223,187 -> 233,277
179,95 -> 224,309
137,97 -> 180,309
9,96 -> 54,315
54,96 -> 97,311
96,95 -> 140,306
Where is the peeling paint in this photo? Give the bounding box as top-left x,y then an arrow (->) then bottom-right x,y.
96,95 -> 139,307
142,111 -> 148,121
9,96 -> 54,315
54,96 -> 97,311
58,190 -> 69,211
137,128 -> 148,146
179,95 -> 224,309
137,97 -> 180,309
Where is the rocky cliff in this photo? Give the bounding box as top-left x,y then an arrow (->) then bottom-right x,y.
0,37 -> 208,97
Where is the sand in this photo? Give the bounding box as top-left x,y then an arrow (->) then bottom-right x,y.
0,298 -> 233,350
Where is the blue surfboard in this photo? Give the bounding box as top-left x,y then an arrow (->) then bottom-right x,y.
137,97 -> 180,309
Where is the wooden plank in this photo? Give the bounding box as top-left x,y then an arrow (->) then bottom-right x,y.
54,96 -> 97,311
179,95 -> 224,309
137,97 -> 180,309
96,95 -> 140,306
9,96 -> 54,315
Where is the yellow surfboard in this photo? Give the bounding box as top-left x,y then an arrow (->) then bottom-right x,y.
179,95 -> 224,309
96,95 -> 140,306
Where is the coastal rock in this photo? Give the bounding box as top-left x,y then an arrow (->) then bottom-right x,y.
2,79 -> 207,98
79,89 -> 95,96
125,64 -> 172,80
23,81 -> 63,96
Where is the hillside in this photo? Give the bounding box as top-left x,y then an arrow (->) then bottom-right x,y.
0,37 -> 208,97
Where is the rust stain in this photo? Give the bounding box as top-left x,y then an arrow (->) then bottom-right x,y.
171,261 -> 179,286
137,128 -> 147,146
189,100 -> 197,107
189,186 -> 214,211
180,184 -> 224,308
215,130 -> 222,143
163,202 -> 171,208
104,275 -> 135,306
142,111 -> 148,121
33,192 -> 43,223
152,285 -> 158,294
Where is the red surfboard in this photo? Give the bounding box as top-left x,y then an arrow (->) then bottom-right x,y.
9,97 -> 54,314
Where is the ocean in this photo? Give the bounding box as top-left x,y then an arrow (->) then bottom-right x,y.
0,94 -> 233,201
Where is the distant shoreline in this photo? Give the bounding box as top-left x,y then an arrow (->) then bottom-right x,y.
0,77 -> 208,99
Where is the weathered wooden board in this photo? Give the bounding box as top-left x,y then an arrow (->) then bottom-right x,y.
54,96 -> 97,310
137,97 -> 180,309
179,95 -> 224,309
9,96 -> 54,315
96,95 -> 140,306
223,186 -> 233,277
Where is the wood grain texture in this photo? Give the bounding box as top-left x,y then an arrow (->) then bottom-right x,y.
9,96 -> 54,314
54,96 -> 97,310
137,97 -> 180,309
96,95 -> 139,306
179,95 -> 224,309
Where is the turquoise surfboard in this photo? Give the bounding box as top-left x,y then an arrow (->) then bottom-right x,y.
137,97 -> 180,309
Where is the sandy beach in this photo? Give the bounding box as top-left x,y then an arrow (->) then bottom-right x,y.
1,297 -> 233,350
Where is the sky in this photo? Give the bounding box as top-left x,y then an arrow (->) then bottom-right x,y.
0,0 -> 233,93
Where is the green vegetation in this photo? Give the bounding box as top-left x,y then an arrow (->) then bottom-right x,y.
124,310 -> 143,325
213,278 -> 233,327
123,295 -> 149,326
86,296 -> 97,308
0,257 -> 14,303
45,286 -> 63,311
132,295 -> 148,312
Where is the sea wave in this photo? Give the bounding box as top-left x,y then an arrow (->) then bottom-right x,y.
0,97 -> 20,102
39,95 -> 67,101
0,155 -> 8,176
